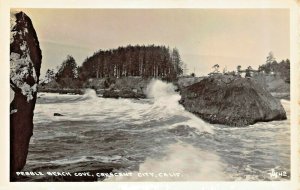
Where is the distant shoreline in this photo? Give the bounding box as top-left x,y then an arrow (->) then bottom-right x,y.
38,75 -> 290,100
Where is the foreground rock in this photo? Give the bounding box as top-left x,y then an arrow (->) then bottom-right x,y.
179,75 -> 287,127
10,11 -> 42,180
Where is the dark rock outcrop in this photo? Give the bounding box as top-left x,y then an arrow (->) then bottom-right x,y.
54,113 -> 64,116
179,75 -> 287,127
103,89 -> 146,99
10,11 -> 42,180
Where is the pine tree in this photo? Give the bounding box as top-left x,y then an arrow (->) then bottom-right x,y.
56,55 -> 78,82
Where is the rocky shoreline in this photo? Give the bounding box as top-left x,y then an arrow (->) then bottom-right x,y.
38,74 -> 289,127
39,74 -> 290,100
38,76 -> 150,99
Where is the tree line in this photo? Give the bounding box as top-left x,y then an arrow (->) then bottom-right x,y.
258,52 -> 290,82
79,45 -> 183,80
207,52 -> 290,81
44,45 -> 185,87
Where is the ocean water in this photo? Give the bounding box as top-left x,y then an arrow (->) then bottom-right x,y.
23,80 -> 290,181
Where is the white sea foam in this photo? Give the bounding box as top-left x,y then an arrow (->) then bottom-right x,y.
145,79 -> 214,133
108,142 -> 229,181
82,88 -> 98,100
35,80 -> 214,134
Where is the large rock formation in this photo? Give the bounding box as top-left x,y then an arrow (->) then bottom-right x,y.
10,11 -> 42,180
179,75 -> 287,127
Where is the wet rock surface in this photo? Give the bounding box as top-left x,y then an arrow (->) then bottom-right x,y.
179,75 -> 287,127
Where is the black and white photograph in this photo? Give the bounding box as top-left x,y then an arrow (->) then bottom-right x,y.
3,1 -> 298,188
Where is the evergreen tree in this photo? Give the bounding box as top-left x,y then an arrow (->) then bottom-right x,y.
56,55 -> 78,83
266,51 -> 276,64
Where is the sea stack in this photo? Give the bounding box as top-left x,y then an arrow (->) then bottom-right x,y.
10,11 -> 42,180
179,75 -> 287,127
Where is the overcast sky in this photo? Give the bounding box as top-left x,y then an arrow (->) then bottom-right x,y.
16,9 -> 290,77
